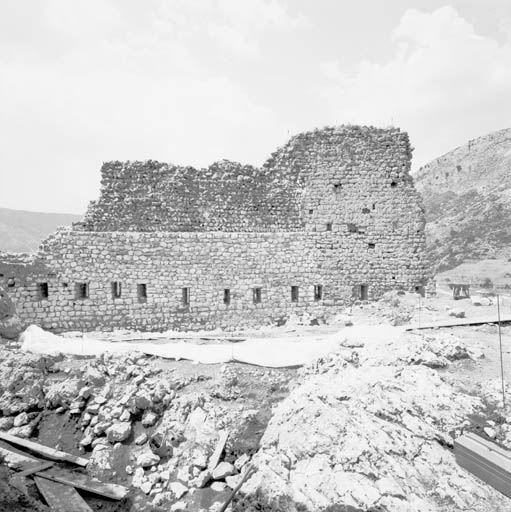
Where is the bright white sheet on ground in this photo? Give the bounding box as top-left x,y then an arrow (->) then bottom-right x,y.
19,325 -> 344,368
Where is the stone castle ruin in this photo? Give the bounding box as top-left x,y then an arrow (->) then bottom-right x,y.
0,126 -> 429,333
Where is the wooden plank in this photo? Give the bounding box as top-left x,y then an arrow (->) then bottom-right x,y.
208,430 -> 229,471
36,467 -> 129,500
0,440 -> 41,470
219,463 -> 256,512
17,461 -> 55,477
464,432 -> 511,460
455,435 -> 511,473
9,462 -> 55,495
455,433 -> 511,498
0,432 -> 89,467
34,476 -> 93,512
406,314 -> 511,331
9,475 -> 29,495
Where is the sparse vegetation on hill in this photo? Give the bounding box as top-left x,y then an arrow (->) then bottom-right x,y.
414,128 -> 511,273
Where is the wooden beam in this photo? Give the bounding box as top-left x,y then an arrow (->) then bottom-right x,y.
9,462 -> 55,495
208,430 -> 229,471
36,467 -> 129,500
0,432 -> 89,467
219,463 -> 256,512
35,476 -> 93,512
405,314 -> 511,331
0,440 -> 41,470
17,461 -> 55,477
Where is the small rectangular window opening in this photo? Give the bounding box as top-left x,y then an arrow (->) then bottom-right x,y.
137,283 -> 147,303
362,207 -> 370,214
390,181 -> 397,188
333,183 -> 342,191
291,286 -> 299,303
368,243 -> 376,249
75,282 -> 89,299
253,287 -> 262,304
38,282 -> 49,300
111,281 -> 122,299
223,288 -> 231,305
360,284 -> 369,301
326,222 -> 332,231
415,286 -> 425,297
182,287 -> 190,306
314,285 -> 323,301
372,203 -> 376,210
308,209 -> 313,215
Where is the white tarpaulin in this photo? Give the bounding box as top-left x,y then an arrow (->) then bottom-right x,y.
19,325 -> 344,368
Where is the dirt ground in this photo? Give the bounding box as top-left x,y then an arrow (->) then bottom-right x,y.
2,290 -> 511,511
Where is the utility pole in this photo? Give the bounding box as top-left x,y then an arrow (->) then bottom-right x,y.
418,294 -> 421,328
497,294 -> 506,409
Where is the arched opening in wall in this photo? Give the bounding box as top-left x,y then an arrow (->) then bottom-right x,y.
314,285 -> 323,301
223,289 -> 231,306
326,222 -> 332,231
37,283 -> 49,300
291,286 -> 299,303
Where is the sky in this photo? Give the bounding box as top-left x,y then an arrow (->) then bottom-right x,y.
1,0 -> 510,214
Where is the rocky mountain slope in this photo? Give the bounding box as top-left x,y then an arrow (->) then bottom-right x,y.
0,207 -> 81,253
414,128 -> 511,272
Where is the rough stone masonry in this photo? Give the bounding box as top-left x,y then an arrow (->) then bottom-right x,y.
0,125 -> 430,333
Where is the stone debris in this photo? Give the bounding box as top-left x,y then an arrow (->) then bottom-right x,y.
240,330 -> 509,511
1,313 -> 510,511
105,421 -> 131,443
169,481 -> 188,499
211,481 -> 227,492
135,432 -> 148,445
212,461 -> 236,480
136,450 -> 160,468
449,307 -> 466,318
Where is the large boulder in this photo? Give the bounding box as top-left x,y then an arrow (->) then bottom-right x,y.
106,421 -> 132,443
244,363 -> 507,511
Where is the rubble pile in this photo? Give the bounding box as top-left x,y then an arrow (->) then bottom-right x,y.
242,333 -> 509,512
0,348 -> 273,509
1,319 -> 510,511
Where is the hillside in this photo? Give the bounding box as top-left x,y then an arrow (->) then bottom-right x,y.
414,128 -> 511,273
0,207 -> 81,253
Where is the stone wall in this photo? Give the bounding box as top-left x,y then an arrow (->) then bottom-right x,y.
80,160 -> 304,232
1,125 -> 429,333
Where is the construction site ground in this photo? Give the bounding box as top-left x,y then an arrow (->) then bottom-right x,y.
1,290 -> 511,511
